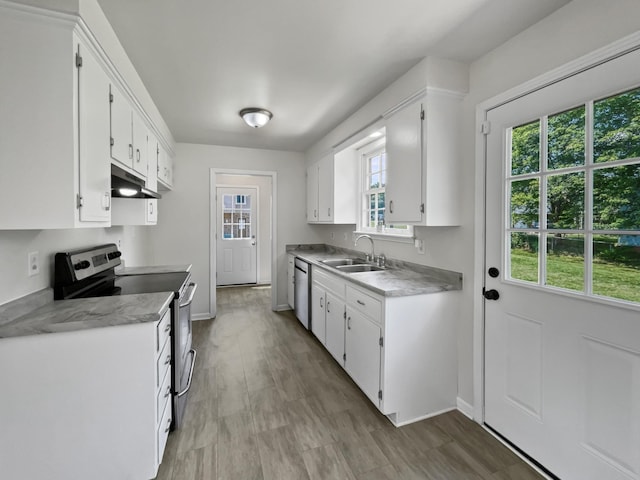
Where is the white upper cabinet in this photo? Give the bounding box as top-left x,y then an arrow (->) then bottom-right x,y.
157,143 -> 174,189
0,3 -> 172,229
384,90 -> 463,226
77,41 -> 112,223
132,111 -> 149,177
109,83 -> 134,169
0,7 -> 111,229
306,152 -> 357,224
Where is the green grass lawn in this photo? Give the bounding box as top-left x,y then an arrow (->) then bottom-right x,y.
510,248 -> 640,303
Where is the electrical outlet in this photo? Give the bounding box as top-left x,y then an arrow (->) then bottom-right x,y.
414,239 -> 425,255
117,239 -> 122,249
28,251 -> 40,276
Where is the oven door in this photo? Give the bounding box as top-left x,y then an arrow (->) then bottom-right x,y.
172,281 -> 197,429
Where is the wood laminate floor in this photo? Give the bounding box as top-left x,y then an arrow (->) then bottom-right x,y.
155,286 -> 543,480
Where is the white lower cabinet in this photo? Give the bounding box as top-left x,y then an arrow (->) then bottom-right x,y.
0,307 -> 173,480
345,305 -> 381,405
309,265 -> 458,426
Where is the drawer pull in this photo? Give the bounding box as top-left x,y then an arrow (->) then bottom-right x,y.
165,417 -> 172,433
347,316 -> 351,330
164,323 -> 171,333
356,299 -> 365,306
165,355 -> 171,365
164,385 -> 171,398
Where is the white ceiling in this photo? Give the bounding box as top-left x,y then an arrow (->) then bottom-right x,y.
97,0 -> 571,152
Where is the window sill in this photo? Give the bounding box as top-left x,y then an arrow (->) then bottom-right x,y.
353,230 -> 415,244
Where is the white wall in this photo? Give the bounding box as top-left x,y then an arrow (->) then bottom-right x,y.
147,143 -> 316,318
304,0 -> 640,410
216,173 -> 272,285
0,226 -> 151,305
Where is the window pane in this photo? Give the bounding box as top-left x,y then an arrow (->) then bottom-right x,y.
370,173 -> 380,189
545,234 -> 584,292
593,164 -> 640,230
548,106 -> 585,169
593,234 -> 640,302
223,225 -> 232,239
594,88 -> 640,163
381,152 -> 387,170
547,172 -> 584,229
369,194 -> 375,210
510,178 -> 540,228
378,192 -> 385,209
223,194 -> 232,208
511,120 -> 540,175
369,210 -> 375,227
381,170 -> 386,187
370,156 -> 380,173
510,232 -> 539,283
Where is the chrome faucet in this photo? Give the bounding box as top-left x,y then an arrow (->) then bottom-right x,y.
354,234 -> 375,262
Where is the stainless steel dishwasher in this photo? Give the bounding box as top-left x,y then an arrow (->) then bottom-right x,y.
293,257 -> 310,329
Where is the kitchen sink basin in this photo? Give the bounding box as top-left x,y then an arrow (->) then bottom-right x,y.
335,264 -> 384,273
321,258 -> 362,267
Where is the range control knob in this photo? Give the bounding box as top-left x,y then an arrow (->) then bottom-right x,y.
74,260 -> 90,270
107,251 -> 122,260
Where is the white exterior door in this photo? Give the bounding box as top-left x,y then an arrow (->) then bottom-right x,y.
216,187 -> 258,286
484,48 -> 640,480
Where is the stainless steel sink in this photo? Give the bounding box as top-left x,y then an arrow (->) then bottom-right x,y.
321,258 -> 362,267
335,264 -> 384,273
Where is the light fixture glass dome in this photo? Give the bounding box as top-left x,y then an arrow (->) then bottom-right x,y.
239,108 -> 273,128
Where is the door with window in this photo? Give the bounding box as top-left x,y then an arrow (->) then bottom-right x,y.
485,48 -> 640,479
216,187 -> 258,285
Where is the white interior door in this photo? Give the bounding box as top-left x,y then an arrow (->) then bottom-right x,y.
484,48 -> 640,480
216,187 -> 258,286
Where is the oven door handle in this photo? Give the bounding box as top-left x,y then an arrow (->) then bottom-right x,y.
179,282 -> 198,308
176,349 -> 196,398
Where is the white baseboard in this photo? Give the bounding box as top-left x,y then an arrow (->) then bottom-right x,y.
389,407 -> 457,427
275,304 -> 293,312
456,397 -> 474,420
192,313 -> 213,321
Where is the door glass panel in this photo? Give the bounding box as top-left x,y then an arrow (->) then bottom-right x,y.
547,172 -> 585,229
510,232 -> 539,283
593,234 -> 640,302
548,106 -> 585,169
222,193 -> 253,240
511,120 -> 540,175
594,87 -> 640,163
510,178 -> 540,228
546,234 -> 584,291
593,164 -> 640,230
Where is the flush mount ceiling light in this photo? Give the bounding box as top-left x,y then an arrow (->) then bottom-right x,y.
239,108 -> 273,128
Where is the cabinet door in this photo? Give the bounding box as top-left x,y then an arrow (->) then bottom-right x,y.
132,112 -> 148,177
77,41 -> 111,222
325,292 -> 345,365
311,284 -> 326,343
306,163 -> 319,222
385,100 -> 423,223
317,155 -> 333,222
147,135 -> 158,192
109,83 -> 133,168
345,307 -> 381,405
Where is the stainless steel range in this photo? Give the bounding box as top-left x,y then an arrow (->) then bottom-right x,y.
54,243 -> 197,430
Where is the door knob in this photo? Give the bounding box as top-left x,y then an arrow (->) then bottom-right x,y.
483,289 -> 500,300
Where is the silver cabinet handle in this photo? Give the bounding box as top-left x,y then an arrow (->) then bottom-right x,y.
128,144 -> 133,159
326,301 -> 330,313
165,417 -> 172,433
164,385 -> 171,398
164,322 -> 170,333
164,354 -> 171,365
136,148 -> 140,162
389,200 -> 394,214
328,207 -> 331,217
177,349 -> 197,397
320,296 -> 324,309
347,316 -> 351,330
357,299 -> 365,306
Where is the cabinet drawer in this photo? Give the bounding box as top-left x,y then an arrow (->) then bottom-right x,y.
346,285 -> 382,324
157,395 -> 172,463
157,366 -> 171,423
157,335 -> 171,387
156,308 -> 171,353
313,267 -> 346,297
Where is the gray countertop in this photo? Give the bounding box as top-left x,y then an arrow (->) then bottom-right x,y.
287,244 -> 462,297
0,292 -> 174,339
115,264 -> 192,275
